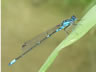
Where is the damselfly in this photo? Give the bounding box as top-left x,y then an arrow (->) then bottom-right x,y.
8,16 -> 77,66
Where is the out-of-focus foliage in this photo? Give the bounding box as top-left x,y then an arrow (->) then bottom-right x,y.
31,0 -> 96,16
31,0 -> 95,7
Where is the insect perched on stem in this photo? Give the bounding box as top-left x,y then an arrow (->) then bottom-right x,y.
8,16 -> 77,66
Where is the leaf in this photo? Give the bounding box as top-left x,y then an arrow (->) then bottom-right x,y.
39,5 -> 96,72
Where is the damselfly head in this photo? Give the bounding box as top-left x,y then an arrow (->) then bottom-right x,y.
71,16 -> 77,21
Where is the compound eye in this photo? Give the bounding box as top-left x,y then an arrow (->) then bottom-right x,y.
72,16 -> 76,19
72,16 -> 76,18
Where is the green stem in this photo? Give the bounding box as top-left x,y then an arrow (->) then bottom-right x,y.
39,5 -> 96,72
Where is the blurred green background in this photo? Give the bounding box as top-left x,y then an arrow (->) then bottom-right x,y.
2,0 -> 96,72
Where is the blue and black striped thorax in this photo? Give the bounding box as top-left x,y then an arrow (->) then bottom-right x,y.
56,16 -> 77,32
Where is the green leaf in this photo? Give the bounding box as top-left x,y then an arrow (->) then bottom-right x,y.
39,5 -> 96,72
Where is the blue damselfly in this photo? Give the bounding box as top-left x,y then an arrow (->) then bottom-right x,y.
8,16 -> 77,66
